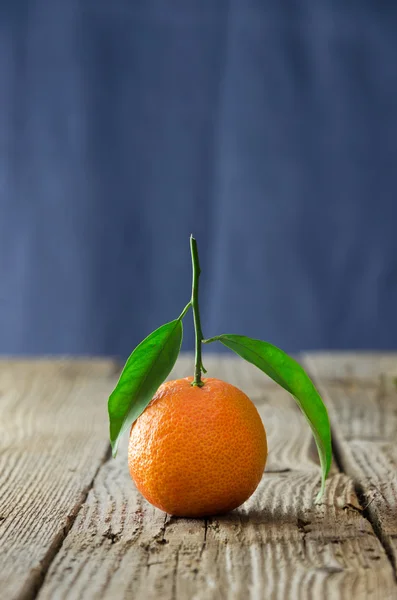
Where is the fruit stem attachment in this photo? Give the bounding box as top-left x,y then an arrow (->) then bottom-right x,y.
190,235 -> 205,387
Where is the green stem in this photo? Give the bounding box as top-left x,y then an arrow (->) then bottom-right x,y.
178,301 -> 192,320
190,235 -> 205,387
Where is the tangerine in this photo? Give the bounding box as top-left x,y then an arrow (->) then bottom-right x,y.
128,377 -> 267,517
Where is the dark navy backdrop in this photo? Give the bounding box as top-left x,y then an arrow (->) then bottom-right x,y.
1,1 -> 397,356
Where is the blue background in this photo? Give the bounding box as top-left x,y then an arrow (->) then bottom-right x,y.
1,1 -> 397,357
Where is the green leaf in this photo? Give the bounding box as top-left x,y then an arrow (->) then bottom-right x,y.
203,334 -> 332,502
108,317 -> 184,457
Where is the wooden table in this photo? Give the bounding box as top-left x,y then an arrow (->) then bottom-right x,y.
1,354 -> 397,600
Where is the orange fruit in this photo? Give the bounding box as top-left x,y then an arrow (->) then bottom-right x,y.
128,377 -> 267,517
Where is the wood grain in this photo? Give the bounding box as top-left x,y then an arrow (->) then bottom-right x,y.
304,353 -> 397,578
37,355 -> 397,600
0,359 -> 119,599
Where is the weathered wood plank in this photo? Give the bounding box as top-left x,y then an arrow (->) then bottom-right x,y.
38,355 -> 396,600
304,352 -> 397,576
0,357 -> 120,378
0,360 -> 119,599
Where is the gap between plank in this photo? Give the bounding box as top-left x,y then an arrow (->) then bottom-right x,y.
331,428 -> 397,583
22,445 -> 113,600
